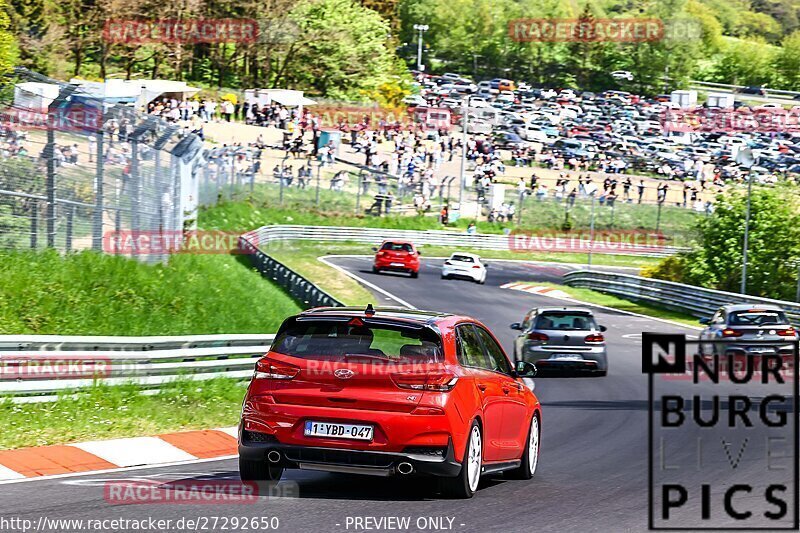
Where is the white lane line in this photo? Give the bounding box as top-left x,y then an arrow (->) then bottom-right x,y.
72,437 -> 197,468
318,256 -> 417,310
0,464 -> 25,481
0,455 -> 238,486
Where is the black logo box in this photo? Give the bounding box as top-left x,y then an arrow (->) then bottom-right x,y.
643,333 -> 799,530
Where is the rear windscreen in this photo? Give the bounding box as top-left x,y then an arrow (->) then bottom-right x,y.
381,242 -> 412,252
535,313 -> 597,331
271,318 -> 442,363
451,255 -> 474,263
728,310 -> 788,326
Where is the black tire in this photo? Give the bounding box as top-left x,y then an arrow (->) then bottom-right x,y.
507,413 -> 540,480
441,274 -> 447,280
239,457 -> 284,483
410,271 -> 419,278
372,266 -> 379,274
595,370 -> 608,377
441,421 -> 481,499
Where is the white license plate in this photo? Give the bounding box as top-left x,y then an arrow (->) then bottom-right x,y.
304,421 -> 374,441
748,347 -> 776,353
390,262 -> 405,267
551,353 -> 584,360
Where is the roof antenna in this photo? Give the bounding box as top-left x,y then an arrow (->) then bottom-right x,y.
365,303 -> 375,316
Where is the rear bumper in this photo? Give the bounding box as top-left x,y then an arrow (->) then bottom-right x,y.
239,431 -> 461,477
520,345 -> 608,372
442,267 -> 482,281
374,259 -> 418,273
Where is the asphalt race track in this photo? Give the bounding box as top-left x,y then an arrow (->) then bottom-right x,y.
0,257 -> 790,532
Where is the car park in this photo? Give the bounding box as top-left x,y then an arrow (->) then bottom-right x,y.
510,307 -> 608,375
239,306 -> 542,498
441,253 -> 487,284
372,240 -> 421,278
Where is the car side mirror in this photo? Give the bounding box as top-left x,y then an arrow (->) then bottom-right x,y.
372,247 -> 378,252
515,360 -> 537,377
699,317 -> 711,325
510,322 -> 523,330
417,251 -> 422,256
599,325 -> 607,332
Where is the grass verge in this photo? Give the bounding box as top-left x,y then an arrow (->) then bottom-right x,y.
0,378 -> 247,449
515,281 -> 701,328
0,249 -> 301,334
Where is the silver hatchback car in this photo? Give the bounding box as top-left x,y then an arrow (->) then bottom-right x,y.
510,307 -> 608,376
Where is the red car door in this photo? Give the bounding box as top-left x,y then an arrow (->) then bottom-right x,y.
473,326 -> 529,459
455,324 -> 507,462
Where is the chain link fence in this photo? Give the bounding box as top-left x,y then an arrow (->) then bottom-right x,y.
0,68 -> 204,262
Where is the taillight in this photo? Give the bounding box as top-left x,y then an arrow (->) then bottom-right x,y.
376,251 -> 385,257
391,372 -> 459,392
527,332 -> 549,341
721,329 -> 743,337
254,358 -> 299,380
472,265 -> 481,269
584,333 -> 605,343
776,327 -> 796,337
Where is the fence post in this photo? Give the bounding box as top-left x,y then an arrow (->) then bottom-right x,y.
44,116 -> 56,248
355,171 -> 364,214
315,161 -> 321,206
130,138 -> 140,258
30,202 -> 38,249
65,204 -> 74,252
92,131 -> 104,251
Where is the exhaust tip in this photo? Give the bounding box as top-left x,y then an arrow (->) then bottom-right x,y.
267,451 -> 281,463
397,462 -> 414,475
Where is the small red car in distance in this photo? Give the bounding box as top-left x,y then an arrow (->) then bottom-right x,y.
372,240 -> 420,278
239,305 -> 541,498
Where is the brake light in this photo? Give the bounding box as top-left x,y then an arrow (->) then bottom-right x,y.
391,372 -> 459,392
722,329 -> 743,337
776,327 -> 796,336
376,251 -> 385,257
472,265 -> 481,269
254,358 -> 299,380
584,333 -> 605,343
527,332 -> 549,341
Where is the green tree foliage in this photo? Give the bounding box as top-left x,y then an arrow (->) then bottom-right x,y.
0,0 -> 18,73
647,185 -> 800,300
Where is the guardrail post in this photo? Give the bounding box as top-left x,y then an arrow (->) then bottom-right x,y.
92,131 -> 104,251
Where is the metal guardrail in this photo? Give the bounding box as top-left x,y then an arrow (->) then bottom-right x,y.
242,225 -> 682,258
0,334 -> 275,398
563,270 -> 800,324
238,234 -> 343,308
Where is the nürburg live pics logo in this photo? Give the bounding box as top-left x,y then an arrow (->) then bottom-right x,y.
643,333 -> 799,530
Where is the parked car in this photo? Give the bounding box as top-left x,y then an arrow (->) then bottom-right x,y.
372,240 -> 420,278
239,306 -> 542,498
737,85 -> 767,96
510,307 -> 608,375
441,253 -> 487,284
611,70 -> 634,81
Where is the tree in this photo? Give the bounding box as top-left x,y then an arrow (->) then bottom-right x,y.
0,0 -> 19,73
647,185 -> 800,300
774,30 -> 800,88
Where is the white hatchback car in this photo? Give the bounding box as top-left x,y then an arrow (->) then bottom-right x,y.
441,253 -> 487,284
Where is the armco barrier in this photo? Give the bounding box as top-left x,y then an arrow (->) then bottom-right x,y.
240,225 -> 682,258
0,334 -> 275,399
563,270 -> 800,324
238,234 -> 343,308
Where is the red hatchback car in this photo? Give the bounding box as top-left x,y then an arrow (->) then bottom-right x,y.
239,306 -> 541,498
372,240 -> 420,278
